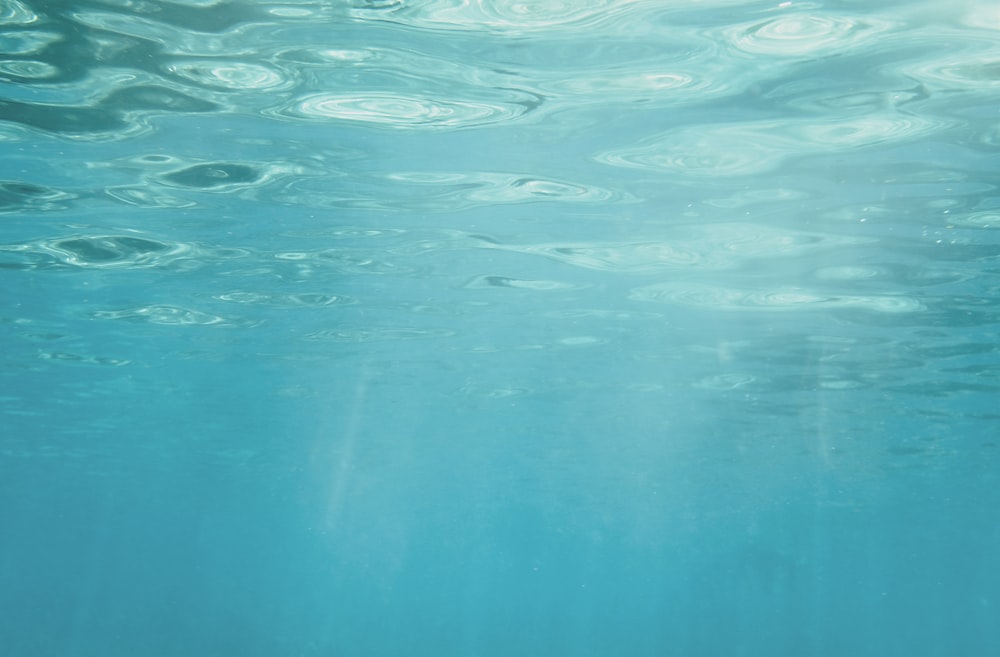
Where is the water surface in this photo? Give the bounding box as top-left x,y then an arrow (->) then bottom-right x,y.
2,1 -> 999,655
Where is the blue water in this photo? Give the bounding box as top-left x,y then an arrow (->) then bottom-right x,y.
2,1 -> 1000,655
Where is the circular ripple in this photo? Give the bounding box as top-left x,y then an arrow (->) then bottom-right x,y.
908,51 -> 1000,90
92,305 -> 252,326
159,162 -> 263,190
281,92 -> 531,129
0,60 -> 59,78
725,13 -> 888,56
789,115 -> 942,148
166,60 -> 288,90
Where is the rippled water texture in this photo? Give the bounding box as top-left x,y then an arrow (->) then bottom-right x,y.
2,1 -> 1000,656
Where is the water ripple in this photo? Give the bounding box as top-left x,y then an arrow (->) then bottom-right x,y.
350,0 -> 649,34
267,41 -> 544,127
598,115 -> 948,176
952,211 -> 1000,229
788,115 -> 948,148
164,59 -> 290,91
961,5 -> 1000,32
464,275 -> 582,291
37,352 -> 130,367
543,309 -> 662,321
902,40 -> 1000,93
0,84 -> 219,140
275,46 -> 378,66
598,126 -> 785,177
99,156 -> 306,203
273,248 -> 415,275
630,283 -> 924,314
0,30 -> 59,54
0,60 -> 59,79
385,171 -> 618,207
104,186 -> 197,209
304,327 -> 456,342
274,90 -> 537,129
0,234 -> 210,270
280,226 -> 408,240
214,292 -> 354,308
813,265 -> 886,281
92,305 -> 249,327
70,8 -> 261,50
540,68 -> 703,102
0,0 -> 37,25
477,223 -> 866,274
722,13 -> 891,57
694,373 -> 757,391
161,162 -> 265,190
0,181 -> 75,213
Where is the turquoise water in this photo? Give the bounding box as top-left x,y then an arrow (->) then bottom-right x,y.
2,0 -> 1000,654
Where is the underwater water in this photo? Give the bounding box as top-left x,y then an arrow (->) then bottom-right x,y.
2,0 -> 1000,654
